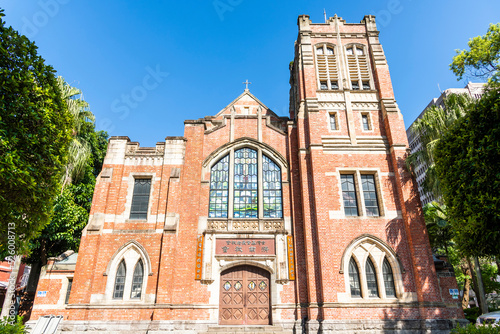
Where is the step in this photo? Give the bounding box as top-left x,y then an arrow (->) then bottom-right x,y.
202,325 -> 288,333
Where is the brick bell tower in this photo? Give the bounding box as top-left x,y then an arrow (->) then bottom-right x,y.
287,14 -> 464,332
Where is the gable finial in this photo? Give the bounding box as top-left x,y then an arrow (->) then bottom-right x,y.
243,79 -> 252,91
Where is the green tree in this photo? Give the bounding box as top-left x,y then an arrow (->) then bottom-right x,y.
423,202 -> 453,256
434,84 -> 500,258
0,10 -> 72,256
450,23 -> 500,83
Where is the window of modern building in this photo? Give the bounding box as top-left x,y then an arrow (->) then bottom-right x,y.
366,258 -> 379,297
65,278 -> 73,304
361,174 -> 380,216
209,148 -> 283,219
315,44 -> 340,90
130,260 -> 144,299
130,179 -> 151,219
383,258 -> 396,297
349,258 -> 361,297
341,174 -> 358,216
113,261 -> 126,299
329,113 -> 338,130
346,45 -> 371,90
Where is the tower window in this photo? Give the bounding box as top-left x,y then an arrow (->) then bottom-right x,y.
315,44 -> 339,90
130,179 -> 151,220
341,174 -> 358,216
329,113 -> 338,130
361,113 -> 371,131
361,174 -> 380,216
346,45 -> 371,90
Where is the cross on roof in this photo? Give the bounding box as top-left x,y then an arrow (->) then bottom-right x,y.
243,79 -> 251,90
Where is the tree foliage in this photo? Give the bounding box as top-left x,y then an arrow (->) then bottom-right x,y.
406,93 -> 474,200
0,10 -> 72,256
450,23 -> 500,83
434,84 -> 500,258
27,105 -> 108,265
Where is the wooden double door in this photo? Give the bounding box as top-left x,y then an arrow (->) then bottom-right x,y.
219,265 -> 271,325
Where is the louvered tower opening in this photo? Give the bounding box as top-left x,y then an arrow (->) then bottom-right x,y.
316,45 -> 339,90
346,46 -> 371,90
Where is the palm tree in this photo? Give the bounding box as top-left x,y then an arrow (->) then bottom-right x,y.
57,77 -> 95,189
406,93 -> 474,201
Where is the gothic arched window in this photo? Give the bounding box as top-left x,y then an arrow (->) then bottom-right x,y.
383,258 -> 396,298
209,147 -> 283,219
113,261 -> 126,299
130,259 -> 144,299
349,258 -> 361,298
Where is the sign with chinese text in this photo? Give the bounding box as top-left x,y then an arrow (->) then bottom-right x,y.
216,238 -> 275,255
287,235 -> 296,280
195,235 -> 204,280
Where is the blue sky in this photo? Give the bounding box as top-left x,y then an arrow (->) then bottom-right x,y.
2,0 -> 499,146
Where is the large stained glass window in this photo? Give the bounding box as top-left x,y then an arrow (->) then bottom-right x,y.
208,147 -> 283,219
209,155 -> 229,218
234,148 -> 258,218
263,155 -> 282,218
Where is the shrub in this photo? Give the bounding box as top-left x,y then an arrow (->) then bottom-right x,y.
452,323 -> 500,333
0,316 -> 27,334
465,307 -> 483,323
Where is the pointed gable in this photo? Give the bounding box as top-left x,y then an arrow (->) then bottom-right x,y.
214,90 -> 279,118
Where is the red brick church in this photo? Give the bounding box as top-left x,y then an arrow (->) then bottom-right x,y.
29,14 -> 464,333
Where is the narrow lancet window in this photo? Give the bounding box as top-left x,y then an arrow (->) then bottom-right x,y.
234,148 -> 258,218
209,155 -> 229,218
113,261 -> 126,299
349,258 -> 361,297
366,258 -> 379,297
263,155 -> 282,218
130,259 -> 144,299
383,258 -> 396,297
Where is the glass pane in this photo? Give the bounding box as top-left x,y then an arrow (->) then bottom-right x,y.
341,175 -> 358,216
330,81 -> 338,90
65,279 -> 72,304
130,179 -> 151,220
209,155 -> 229,218
356,47 -> 364,55
234,148 -> 258,218
320,82 -> 328,90
316,46 -> 324,55
366,258 -> 379,297
352,81 -> 360,90
326,47 -> 334,55
361,174 -> 379,216
130,260 -> 144,299
349,258 -> 361,297
362,81 -> 370,90
330,114 -> 337,130
346,47 -> 353,55
113,261 -> 126,299
383,258 -> 396,297
263,155 -> 282,218
362,114 -> 370,131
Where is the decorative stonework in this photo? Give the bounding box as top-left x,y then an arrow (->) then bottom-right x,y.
351,102 -> 380,109
233,220 -> 259,231
263,220 -> 285,230
207,221 -> 228,230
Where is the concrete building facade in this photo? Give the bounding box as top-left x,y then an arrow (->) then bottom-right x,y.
29,15 -> 464,333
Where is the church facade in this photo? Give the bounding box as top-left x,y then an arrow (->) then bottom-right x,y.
30,15 -> 464,333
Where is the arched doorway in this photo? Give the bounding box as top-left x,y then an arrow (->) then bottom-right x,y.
219,265 -> 271,325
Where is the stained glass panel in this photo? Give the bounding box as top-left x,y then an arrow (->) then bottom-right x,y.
259,281 -> 267,290
263,155 -> 282,218
248,281 -> 256,290
234,281 -> 242,291
209,155 -> 229,218
233,148 -> 258,218
223,281 -> 231,291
